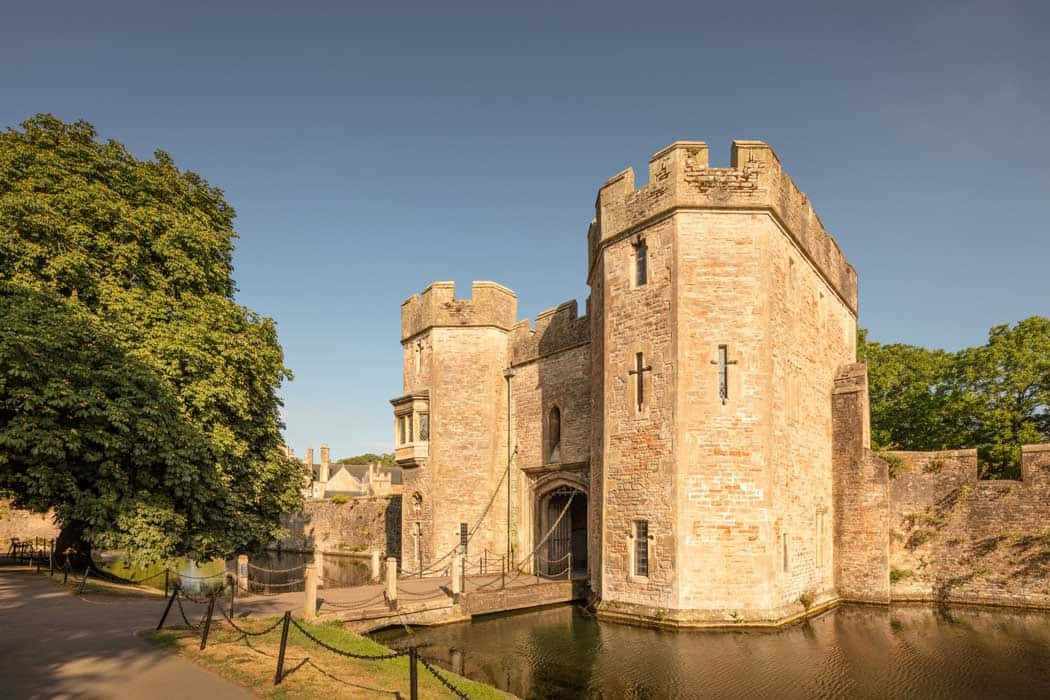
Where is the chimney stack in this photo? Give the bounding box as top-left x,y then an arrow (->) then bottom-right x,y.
320,444 -> 331,483
305,446 -> 314,467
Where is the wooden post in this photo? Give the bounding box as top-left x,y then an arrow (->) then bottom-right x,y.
409,646 -> 419,700
237,554 -> 249,593
200,595 -> 216,650
385,556 -> 398,609
49,539 -> 54,576
228,575 -> 236,616
274,611 -> 291,685
304,564 -> 318,619
157,585 -> 178,630
164,569 -> 170,596
370,550 -> 381,581
451,552 -> 462,602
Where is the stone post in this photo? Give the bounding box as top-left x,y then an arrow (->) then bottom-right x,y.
371,550 -> 381,581
304,564 -> 318,619
314,550 -> 325,587
385,557 -> 398,609
451,552 -> 462,602
237,554 -> 249,593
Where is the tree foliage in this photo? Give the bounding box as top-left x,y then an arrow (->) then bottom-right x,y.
336,452 -> 395,466
0,114 -> 304,566
859,318 -> 1050,478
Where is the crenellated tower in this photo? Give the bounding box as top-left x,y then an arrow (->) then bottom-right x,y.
392,281 -> 517,573
588,140 -> 858,625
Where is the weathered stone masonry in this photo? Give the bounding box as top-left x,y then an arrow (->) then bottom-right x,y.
389,138 -> 1047,628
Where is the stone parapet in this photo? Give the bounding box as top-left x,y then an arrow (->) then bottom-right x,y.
400,281 -> 517,341
510,299 -> 590,366
589,140 -> 858,313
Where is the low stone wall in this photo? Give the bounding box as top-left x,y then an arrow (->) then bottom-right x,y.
0,500 -> 59,546
276,495 -> 401,558
886,444 -> 1050,608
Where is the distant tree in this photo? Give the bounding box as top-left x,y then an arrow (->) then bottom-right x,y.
0,114 -> 304,568
859,318 -> 1050,479
336,452 -> 395,467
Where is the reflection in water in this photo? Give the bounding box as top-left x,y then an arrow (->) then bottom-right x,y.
373,603 -> 1050,699
244,550 -> 371,592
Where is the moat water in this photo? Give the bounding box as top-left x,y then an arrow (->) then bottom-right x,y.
373,603 -> 1050,699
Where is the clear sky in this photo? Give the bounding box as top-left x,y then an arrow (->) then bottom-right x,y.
2,1 -> 1047,458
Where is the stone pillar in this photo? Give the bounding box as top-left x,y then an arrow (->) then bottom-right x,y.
314,550 -> 325,587
304,564 -> 318,619
385,557 -> 398,609
319,444 -> 330,483
451,552 -> 462,601
237,554 -> 248,592
451,649 -> 464,675
371,550 -> 382,581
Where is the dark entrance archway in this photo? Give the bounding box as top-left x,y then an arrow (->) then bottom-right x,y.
536,486 -> 587,578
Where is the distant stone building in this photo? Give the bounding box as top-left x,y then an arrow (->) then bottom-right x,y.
388,139 -> 1050,628
289,444 -> 402,499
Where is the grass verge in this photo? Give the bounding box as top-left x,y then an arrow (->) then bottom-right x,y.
142,615 -> 509,699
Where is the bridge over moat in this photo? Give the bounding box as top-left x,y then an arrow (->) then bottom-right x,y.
230,570 -> 588,633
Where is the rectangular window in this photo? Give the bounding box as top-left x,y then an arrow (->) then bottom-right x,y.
782,532 -> 789,573
634,240 -> 647,287
718,345 -> 729,402
459,523 -> 468,555
418,413 -> 429,441
398,416 -> 406,444
406,414 -> 413,443
634,520 -> 649,577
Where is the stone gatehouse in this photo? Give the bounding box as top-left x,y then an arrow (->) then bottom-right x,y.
388,140 -> 1048,627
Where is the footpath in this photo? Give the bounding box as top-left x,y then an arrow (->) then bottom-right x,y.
0,567 -> 250,699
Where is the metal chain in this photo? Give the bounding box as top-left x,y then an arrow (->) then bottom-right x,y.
418,655 -> 470,699
248,562 -> 305,574
289,617 -> 408,660
174,593 -> 203,630
219,606 -> 284,637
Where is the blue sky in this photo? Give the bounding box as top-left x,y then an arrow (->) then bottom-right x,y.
3,1 -> 1048,457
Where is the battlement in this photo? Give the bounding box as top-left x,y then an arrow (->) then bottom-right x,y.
589,140 -> 858,313
510,298 -> 590,365
400,280 -> 518,341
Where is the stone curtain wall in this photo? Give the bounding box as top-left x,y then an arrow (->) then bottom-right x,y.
276,495 -> 402,558
887,445 -> 1050,608
0,500 -> 60,545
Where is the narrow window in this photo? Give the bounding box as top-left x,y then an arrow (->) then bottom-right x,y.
406,414 -> 413,443
629,352 -> 651,411
398,416 -> 406,444
548,406 -> 561,461
634,520 -> 649,577
418,413 -> 429,441
634,239 -> 647,286
414,341 -> 422,374
782,532 -> 789,573
459,523 -> 468,555
718,345 -> 729,402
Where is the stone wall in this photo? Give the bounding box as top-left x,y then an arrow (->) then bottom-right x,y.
276,495 -> 401,557
597,217 -> 677,608
832,364 -> 890,603
886,444 -> 1050,608
0,501 -> 59,546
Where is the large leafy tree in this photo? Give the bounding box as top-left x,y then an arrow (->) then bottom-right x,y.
0,114 -> 304,566
859,318 -> 1050,478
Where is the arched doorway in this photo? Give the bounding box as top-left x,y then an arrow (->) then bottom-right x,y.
535,485 -> 587,578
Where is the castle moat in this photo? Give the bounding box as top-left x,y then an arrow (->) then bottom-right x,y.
373,602 -> 1050,699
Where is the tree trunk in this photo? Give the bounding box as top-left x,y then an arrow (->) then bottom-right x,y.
54,520 -> 93,573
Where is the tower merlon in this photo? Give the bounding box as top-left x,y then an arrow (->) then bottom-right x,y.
400,280 -> 518,341
589,139 -> 858,314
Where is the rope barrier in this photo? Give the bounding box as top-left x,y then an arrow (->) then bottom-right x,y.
289,617 -> 409,660
418,655 -> 470,699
